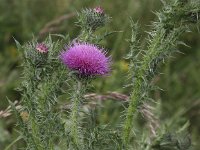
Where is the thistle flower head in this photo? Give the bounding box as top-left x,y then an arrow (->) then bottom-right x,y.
36,43 -> 48,53
60,43 -> 110,77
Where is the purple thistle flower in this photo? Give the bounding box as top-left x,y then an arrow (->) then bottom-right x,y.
36,43 -> 48,53
93,6 -> 104,14
60,43 -> 110,76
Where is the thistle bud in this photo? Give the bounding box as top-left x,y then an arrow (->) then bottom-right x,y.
24,42 -> 49,66
79,6 -> 110,31
93,6 -> 104,14
36,43 -> 48,53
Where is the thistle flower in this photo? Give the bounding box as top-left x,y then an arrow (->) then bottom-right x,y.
36,43 -> 48,53
60,43 -> 110,77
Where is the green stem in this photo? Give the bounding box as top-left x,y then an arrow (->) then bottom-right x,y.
122,78 -> 142,146
122,31 -> 162,146
5,136 -> 23,150
70,81 -> 84,148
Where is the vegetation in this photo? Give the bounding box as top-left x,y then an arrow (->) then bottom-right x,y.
0,0 -> 200,149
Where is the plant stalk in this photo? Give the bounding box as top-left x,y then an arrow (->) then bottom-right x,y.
70,81 -> 84,148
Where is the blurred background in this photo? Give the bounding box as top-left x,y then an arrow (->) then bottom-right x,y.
0,0 -> 200,149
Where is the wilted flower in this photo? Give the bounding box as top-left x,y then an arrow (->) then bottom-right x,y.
36,43 -> 48,53
20,111 -> 29,122
60,43 -> 110,77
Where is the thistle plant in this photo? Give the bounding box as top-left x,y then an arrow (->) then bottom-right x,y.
122,0 -> 200,148
9,1 -> 200,150
11,37 -> 68,149
60,42 -> 110,149
11,6 -> 111,150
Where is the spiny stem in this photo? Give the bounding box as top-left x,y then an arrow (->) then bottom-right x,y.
123,30 -> 163,146
70,81 -> 84,148
123,80 -> 141,145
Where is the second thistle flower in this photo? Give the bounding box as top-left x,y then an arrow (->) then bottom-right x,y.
60,43 -> 111,77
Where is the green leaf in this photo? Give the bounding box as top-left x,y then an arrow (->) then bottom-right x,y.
13,37 -> 22,50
